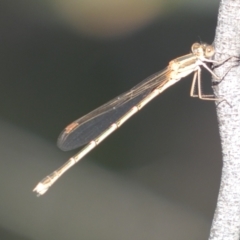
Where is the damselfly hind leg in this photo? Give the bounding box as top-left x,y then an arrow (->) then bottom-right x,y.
190,67 -> 221,101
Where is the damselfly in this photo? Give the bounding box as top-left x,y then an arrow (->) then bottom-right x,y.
34,42 -> 222,196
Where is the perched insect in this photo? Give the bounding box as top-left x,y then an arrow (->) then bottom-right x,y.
34,42 -> 222,196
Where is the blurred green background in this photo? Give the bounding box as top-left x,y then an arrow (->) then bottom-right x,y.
0,0 -> 222,239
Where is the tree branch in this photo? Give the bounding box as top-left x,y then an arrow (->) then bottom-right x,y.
210,0 -> 240,239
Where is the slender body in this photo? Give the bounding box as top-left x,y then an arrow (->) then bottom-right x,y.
34,42 -> 220,195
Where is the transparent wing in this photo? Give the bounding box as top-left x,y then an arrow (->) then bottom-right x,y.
57,67 -> 170,151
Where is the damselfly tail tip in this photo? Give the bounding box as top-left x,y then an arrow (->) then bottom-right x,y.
33,182 -> 49,196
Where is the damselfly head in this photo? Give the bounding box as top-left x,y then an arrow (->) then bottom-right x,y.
191,42 -> 215,58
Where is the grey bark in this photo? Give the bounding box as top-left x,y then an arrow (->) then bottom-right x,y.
210,0 -> 240,240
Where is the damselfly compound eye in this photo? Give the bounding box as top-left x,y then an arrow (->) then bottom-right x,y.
205,45 -> 215,58
191,42 -> 201,54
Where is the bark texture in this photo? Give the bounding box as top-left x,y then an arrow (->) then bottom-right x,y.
210,1 -> 240,240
